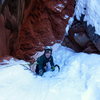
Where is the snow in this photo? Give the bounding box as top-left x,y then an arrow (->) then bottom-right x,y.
55,4 -> 65,12
63,15 -> 69,19
55,4 -> 64,8
0,43 -> 100,100
65,17 -> 74,35
75,0 -> 100,35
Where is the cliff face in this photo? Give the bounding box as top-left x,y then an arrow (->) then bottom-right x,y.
62,0 -> 100,54
62,16 -> 100,53
0,0 -> 100,62
15,0 -> 75,62
0,0 -> 20,57
0,0 -> 75,62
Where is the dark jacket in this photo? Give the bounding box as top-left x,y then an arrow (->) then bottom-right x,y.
36,54 -> 54,73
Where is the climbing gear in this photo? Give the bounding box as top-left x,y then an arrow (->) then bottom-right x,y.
44,46 -> 52,53
54,65 -> 60,72
51,66 -> 55,71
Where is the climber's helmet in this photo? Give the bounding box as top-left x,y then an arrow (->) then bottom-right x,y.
44,46 -> 52,58
44,46 -> 52,53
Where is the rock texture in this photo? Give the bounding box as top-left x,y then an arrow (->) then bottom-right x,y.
0,0 -> 75,62
0,0 -> 100,62
0,0 -> 19,58
15,0 -> 75,62
62,15 -> 100,53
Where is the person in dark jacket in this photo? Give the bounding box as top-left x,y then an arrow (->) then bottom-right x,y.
35,46 -> 55,76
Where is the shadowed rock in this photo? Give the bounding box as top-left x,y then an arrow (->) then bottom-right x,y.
62,15 -> 100,54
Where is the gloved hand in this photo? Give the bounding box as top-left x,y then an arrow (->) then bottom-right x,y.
51,66 -> 55,71
39,69 -> 43,76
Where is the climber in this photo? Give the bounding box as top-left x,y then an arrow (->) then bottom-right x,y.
35,46 -> 55,76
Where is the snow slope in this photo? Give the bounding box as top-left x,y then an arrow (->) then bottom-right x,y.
0,43 -> 100,100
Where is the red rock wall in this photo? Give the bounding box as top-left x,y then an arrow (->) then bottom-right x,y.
0,15 -> 10,57
0,0 -> 100,62
0,0 -> 75,62
0,0 -> 19,58
15,0 -> 75,62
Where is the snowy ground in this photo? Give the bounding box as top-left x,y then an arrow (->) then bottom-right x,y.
0,43 -> 100,100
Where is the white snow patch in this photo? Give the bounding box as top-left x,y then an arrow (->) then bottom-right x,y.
63,14 -> 69,19
55,4 -> 65,12
0,43 -> 100,100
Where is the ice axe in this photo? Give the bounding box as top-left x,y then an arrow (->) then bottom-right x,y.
54,64 -> 60,72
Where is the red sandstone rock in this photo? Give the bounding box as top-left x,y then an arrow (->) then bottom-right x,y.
0,14 -> 10,57
0,1 -> 19,57
1,0 -> 100,63
0,0 -> 75,62
15,0 -> 75,62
